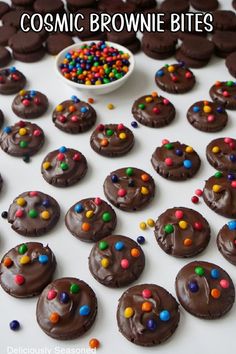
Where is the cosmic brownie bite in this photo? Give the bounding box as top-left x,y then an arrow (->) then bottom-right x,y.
0,121 -> 45,157
0,46 -> 12,67
89,235 -> 145,287
0,67 -> 26,95
154,207 -> 211,258
212,31 -> 236,58
0,26 -> 17,46
0,242 -> 56,298
65,197 -> 117,242
7,191 -> 60,236
36,277 -> 97,340
209,80 -> 236,110
0,1 -> 10,18
52,96 -> 96,134
212,10 -> 236,32
90,123 -> 134,157
132,92 -> 175,128
12,90 -> 49,119
206,138 -> 236,172
142,32 -> 177,60
103,167 -> 155,211
175,261 -> 235,319
46,34 -> 75,55
217,220 -> 236,265
117,284 -> 180,346
187,100 -> 228,132
151,141 -> 201,181
155,63 -> 195,94
33,0 -> 65,15
41,146 -> 87,187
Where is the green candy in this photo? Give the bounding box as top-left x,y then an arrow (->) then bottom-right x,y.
164,64 -> 169,68
77,68 -> 83,75
103,78 -> 110,84
99,241 -> 108,251
164,224 -> 174,234
214,171 -> 223,178
115,73 -> 123,79
105,68 -> 111,75
102,212 -> 112,222
106,129 -> 114,137
18,244 -> 28,255
227,81 -> 234,87
126,167 -> 134,177
70,283 -> 80,294
61,162 -> 69,171
112,69 -> 118,74
28,209 -> 38,218
138,103 -> 145,110
94,62 -> 99,67
19,141 -> 28,148
195,266 -> 205,276
165,143 -> 174,150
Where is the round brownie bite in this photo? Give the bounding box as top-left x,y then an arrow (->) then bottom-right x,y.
155,207 -> 211,258
8,31 -> 43,54
65,197 -> 117,242
46,34 -> 74,55
175,261 -> 235,319
187,100 -> 228,132
89,235 -> 145,287
175,48 -> 210,69
0,242 -> 56,298
41,147 -> 87,187
103,167 -> 155,211
34,0 -> 65,15
132,92 -> 175,128
206,138 -> 236,172
0,121 -> 44,157
209,80 -> 236,109
212,10 -> 236,32
0,67 -> 26,95
203,171 -> 236,218
155,63 -> 195,94
117,284 -> 180,346
52,96 -> 97,134
226,52 -> 236,78
0,1 -> 10,18
0,26 -> 17,46
151,141 -> 201,181
181,36 -> 215,60
7,191 -> 60,236
212,31 -> 236,58
90,123 -> 134,157
12,90 -> 49,119
1,9 -> 32,28
0,46 -> 11,67
190,0 -> 219,11
142,32 -> 177,59
217,221 -> 236,265
36,278 -> 97,340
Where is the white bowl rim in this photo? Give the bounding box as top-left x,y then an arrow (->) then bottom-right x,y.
55,40 -> 135,90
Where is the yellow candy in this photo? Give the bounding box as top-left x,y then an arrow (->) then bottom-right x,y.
141,187 -> 149,195
119,132 -> 126,140
124,307 -> 134,318
139,222 -> 147,230
109,73 -> 114,78
185,146 -> 193,153
19,89 -> 26,96
43,162 -> 51,170
101,258 -> 109,268
212,146 -> 220,153
145,97 -> 153,103
86,210 -> 94,219
20,255 -> 30,265
16,197 -> 26,206
168,65 -> 175,73
18,128 -> 27,136
179,220 -> 188,229
85,80 -> 92,85
107,103 -> 114,110
95,80 -> 102,85
203,105 -> 212,113
56,105 -> 63,112
147,218 -> 155,227
41,211 -> 51,220
212,184 -> 221,193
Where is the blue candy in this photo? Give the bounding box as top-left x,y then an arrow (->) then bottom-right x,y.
228,220 -> 236,230
59,146 -> 67,153
159,310 -> 170,321
211,269 -> 220,279
74,203 -> 84,213
115,241 -> 125,251
183,160 -> 192,169
79,305 -> 91,316
38,255 -> 49,264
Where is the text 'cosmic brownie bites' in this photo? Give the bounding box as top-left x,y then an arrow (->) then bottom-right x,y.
117,284 -> 180,346
41,146 -> 87,187
65,197 -> 117,242
36,277 -> 97,340
132,92 -> 175,128
0,67 -> 26,95
203,171 -> 236,218
52,96 -> 97,134
206,138 -> 236,172
175,261 -> 235,319
209,80 -> 236,110
90,123 -> 134,157
155,63 -> 195,94
0,121 -> 45,157
0,242 -> 56,298
7,191 -> 60,236
151,141 -> 201,181
89,235 -> 145,287
103,167 -> 155,211
217,220 -> 236,265
154,207 -> 211,258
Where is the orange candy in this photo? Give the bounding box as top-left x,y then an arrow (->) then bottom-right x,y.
69,105 -> 76,113
131,248 -> 140,258
100,139 -> 109,147
50,312 -> 60,324
89,338 -> 100,349
151,91 -> 158,97
142,301 -> 152,312
82,223 -> 90,232
211,288 -> 221,299
183,238 -> 193,247
141,173 -> 150,182
88,98 -> 94,104
3,257 -> 13,267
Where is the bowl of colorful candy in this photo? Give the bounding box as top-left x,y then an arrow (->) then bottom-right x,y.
56,41 -> 135,95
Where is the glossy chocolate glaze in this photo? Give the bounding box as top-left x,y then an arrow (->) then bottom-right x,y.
217,223 -> 236,265
209,81 -> 236,110
206,138 -> 236,172
0,67 -> 26,95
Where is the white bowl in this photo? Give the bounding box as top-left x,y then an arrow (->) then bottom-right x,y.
55,41 -> 135,95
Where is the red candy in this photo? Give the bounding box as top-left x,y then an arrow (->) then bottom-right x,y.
152,107 -> 160,114
29,191 -> 38,197
162,139 -> 169,145
14,274 -> 25,285
34,97 -> 40,105
71,115 -> 78,122
33,129 -> 41,137
175,210 -> 184,219
185,71 -> 192,79
94,197 -> 102,205
15,209 -> 24,218
163,98 -> 169,105
73,153 -> 81,161
121,259 -> 129,269
117,123 -> 125,130
220,279 -> 229,289
191,196 -> 199,204
142,289 -> 152,299
18,121 -> 26,128
47,289 -> 57,300
165,157 -> 173,166
57,153 -> 65,161
118,189 -> 127,197
231,181 -> 236,188
195,189 -> 203,197
58,115 -> 66,123
194,222 -> 203,230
